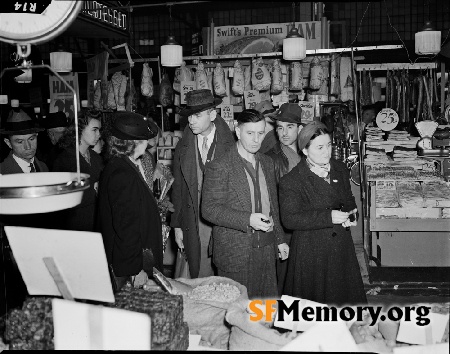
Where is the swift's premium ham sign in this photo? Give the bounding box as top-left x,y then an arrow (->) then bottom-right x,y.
214,21 -> 322,55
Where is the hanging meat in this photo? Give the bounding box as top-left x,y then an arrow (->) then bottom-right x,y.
232,60 -> 245,96
270,59 -> 283,94
106,80 -> 116,110
330,54 -> 340,97
195,62 -> 209,90
309,56 -> 324,90
173,62 -> 193,93
244,65 -> 252,91
251,57 -> 271,91
213,63 -> 227,97
386,70 -> 390,108
290,61 -> 303,91
159,73 -> 174,107
93,80 -> 103,110
141,62 -> 154,97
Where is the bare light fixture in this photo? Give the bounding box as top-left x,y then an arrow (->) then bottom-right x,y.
415,21 -> 441,55
283,2 -> 306,60
161,5 -> 183,67
50,43 -> 72,72
415,1 -> 441,55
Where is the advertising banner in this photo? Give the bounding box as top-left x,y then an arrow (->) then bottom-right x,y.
214,21 -> 321,55
49,73 -> 80,121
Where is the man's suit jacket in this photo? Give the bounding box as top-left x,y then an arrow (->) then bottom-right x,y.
201,145 -> 286,273
170,115 -> 235,278
0,152 -> 49,174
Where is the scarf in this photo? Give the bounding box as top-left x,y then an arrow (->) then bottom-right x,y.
306,157 -> 331,184
280,144 -> 301,172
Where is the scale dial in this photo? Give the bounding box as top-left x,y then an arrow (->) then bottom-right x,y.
0,1 -> 82,45
417,137 -> 433,150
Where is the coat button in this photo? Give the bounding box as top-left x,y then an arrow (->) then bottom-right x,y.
332,232 -> 337,237
186,228 -> 189,232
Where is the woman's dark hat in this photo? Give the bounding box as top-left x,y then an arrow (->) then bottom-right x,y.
111,111 -> 157,140
271,103 -> 303,124
298,121 -> 328,151
0,109 -> 44,135
40,111 -> 68,129
179,89 -> 222,116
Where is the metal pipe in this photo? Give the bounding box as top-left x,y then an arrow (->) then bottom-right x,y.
101,1 -> 209,10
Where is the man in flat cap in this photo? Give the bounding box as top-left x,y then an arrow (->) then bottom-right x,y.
171,89 -> 235,278
0,108 -> 48,174
38,111 -> 69,170
265,103 -> 303,295
202,109 -> 288,299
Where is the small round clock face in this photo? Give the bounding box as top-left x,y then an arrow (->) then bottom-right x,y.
0,1 -> 82,45
417,137 -> 432,150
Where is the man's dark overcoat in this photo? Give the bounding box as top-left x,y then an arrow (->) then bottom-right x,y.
170,115 -> 235,278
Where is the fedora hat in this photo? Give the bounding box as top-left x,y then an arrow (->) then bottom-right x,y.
40,111 -> 69,129
254,100 -> 277,118
179,89 -> 222,116
0,109 -> 44,135
111,111 -> 157,140
271,103 -> 303,124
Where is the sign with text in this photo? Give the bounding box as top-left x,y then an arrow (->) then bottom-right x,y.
244,90 -> 260,110
298,101 -> 315,123
180,81 -> 196,105
220,104 -> 234,120
81,1 -> 128,31
214,21 -> 322,55
49,73 -> 80,121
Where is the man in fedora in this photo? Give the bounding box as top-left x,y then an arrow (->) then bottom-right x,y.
0,108 -> 48,174
266,103 -> 304,184
171,89 -> 235,278
38,111 -> 69,170
265,102 -> 303,295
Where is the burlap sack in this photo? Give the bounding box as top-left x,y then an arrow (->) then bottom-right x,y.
225,301 -> 293,351
176,276 -> 248,350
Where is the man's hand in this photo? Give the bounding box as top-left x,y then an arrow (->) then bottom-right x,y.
249,213 -> 273,232
278,243 -> 289,260
174,228 -> 184,250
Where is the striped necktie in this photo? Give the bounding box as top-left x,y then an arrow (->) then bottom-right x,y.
201,136 -> 208,165
29,162 -> 36,173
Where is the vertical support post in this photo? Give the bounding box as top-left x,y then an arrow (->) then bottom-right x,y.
350,46 -> 366,257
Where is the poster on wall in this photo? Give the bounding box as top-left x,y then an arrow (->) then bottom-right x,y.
214,21 -> 322,55
49,73 -> 80,121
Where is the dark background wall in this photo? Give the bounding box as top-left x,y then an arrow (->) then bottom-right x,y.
0,0 -> 449,107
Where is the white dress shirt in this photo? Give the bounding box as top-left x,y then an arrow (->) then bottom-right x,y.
197,124 -> 216,163
12,154 -> 35,173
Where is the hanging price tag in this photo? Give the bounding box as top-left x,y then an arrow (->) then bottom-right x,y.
180,81 -> 196,105
220,104 -> 234,120
297,101 -> 314,123
243,90 -> 260,109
